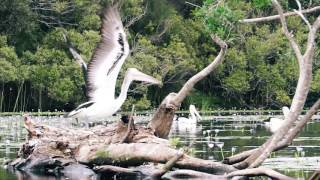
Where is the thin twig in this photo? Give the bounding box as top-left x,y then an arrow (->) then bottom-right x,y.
185,1 -> 201,8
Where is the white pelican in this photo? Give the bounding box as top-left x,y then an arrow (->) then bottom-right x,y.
265,106 -> 290,133
171,105 -> 202,135
65,7 -> 161,120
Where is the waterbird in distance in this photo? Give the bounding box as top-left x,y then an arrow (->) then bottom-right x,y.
172,105 -> 202,135
264,106 -> 290,133
65,6 -> 162,120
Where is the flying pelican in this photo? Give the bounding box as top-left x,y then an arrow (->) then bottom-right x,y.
265,106 -> 290,133
65,7 -> 161,120
171,105 -> 202,135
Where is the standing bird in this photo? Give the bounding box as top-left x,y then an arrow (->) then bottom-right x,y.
65,7 -> 161,120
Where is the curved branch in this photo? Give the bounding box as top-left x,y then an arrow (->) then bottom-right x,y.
229,1 -> 320,169
173,35 -> 227,105
272,0 -> 303,65
148,35 -> 227,138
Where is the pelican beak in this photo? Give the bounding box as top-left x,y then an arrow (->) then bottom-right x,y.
129,68 -> 162,86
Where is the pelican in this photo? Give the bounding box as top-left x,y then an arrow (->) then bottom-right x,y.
65,7 -> 161,120
265,106 -> 290,133
171,105 -> 202,135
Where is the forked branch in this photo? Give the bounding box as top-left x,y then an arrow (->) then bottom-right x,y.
226,0 -> 320,169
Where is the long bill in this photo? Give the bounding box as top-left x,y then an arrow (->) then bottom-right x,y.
190,105 -> 202,120
115,68 -> 162,109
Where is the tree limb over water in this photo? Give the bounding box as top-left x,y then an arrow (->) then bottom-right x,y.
226,0 -> 320,169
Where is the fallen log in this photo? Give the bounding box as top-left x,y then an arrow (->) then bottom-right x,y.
7,115 -> 236,179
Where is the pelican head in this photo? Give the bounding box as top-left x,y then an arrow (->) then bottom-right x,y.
189,104 -> 202,121
126,68 -> 162,85
282,106 -> 290,118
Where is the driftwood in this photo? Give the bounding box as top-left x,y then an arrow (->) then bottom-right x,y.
227,167 -> 296,180
148,35 -> 227,139
7,115 -> 239,179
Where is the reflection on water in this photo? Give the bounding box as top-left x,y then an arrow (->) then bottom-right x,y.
1,114 -> 320,179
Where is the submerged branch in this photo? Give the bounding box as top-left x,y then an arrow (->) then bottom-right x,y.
227,167 -> 295,180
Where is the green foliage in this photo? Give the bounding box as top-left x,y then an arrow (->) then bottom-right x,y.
311,69 -> 320,92
169,137 -> 182,148
196,0 -> 244,39
122,96 -> 151,111
0,37 -> 19,82
252,0 -> 272,9
95,150 -> 110,158
0,0 -> 319,112
223,70 -> 252,93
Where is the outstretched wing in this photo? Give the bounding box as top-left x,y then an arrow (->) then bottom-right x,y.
86,6 -> 129,101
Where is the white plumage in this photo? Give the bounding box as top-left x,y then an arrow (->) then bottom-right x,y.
172,105 -> 202,135
265,106 -> 290,133
65,7 -> 161,121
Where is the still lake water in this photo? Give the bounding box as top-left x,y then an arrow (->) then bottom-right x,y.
0,114 -> 320,179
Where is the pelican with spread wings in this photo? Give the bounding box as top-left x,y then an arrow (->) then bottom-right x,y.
65,7 -> 161,120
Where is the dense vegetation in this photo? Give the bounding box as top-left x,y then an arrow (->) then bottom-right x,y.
1,0 -> 320,112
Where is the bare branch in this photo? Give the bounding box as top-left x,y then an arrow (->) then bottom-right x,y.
148,35 -> 227,138
293,0 -> 312,30
223,149 -> 256,165
229,0 -> 320,169
185,1 -> 201,8
278,98 -> 320,147
304,16 -> 320,61
152,149 -> 184,177
294,10 -> 312,30
272,0 -> 303,65
125,4 -> 148,28
240,6 -> 320,23
173,35 -> 227,105
310,170 -> 320,180
93,165 -> 137,174
295,0 -> 302,10
227,167 -> 295,180
225,97 -> 320,166
162,169 -> 225,179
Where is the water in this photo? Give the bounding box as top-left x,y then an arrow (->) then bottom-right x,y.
0,114 -> 319,179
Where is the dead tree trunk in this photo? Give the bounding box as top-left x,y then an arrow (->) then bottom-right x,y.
225,0 -> 320,169
148,35 -> 227,138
